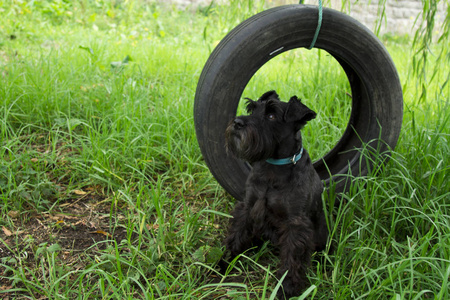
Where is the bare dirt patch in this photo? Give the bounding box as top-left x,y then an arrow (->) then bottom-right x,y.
0,189 -> 132,295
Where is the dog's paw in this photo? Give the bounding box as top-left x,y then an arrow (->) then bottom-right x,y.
217,258 -> 230,275
276,276 -> 305,300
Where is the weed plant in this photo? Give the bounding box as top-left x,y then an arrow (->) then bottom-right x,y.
0,0 -> 449,299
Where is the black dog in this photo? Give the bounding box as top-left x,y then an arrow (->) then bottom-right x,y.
224,91 -> 328,299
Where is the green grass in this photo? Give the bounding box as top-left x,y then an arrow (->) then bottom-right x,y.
1,0 -> 449,299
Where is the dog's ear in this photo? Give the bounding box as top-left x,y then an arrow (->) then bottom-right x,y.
258,90 -> 280,102
245,98 -> 257,113
284,96 -> 316,125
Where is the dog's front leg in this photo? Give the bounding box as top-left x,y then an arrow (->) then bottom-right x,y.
224,201 -> 253,257
276,217 -> 314,300
218,202 -> 253,274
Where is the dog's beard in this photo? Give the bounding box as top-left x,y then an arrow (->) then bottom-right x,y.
225,123 -> 274,163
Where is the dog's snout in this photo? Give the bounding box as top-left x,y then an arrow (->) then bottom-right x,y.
233,118 -> 245,129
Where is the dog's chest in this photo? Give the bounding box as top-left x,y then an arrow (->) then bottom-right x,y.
247,178 -> 293,222
246,164 -> 304,223
246,184 -> 291,241
265,186 -> 290,217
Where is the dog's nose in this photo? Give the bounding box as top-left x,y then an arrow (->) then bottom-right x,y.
233,118 -> 245,129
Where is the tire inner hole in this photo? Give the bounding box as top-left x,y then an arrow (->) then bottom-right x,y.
239,48 -> 352,162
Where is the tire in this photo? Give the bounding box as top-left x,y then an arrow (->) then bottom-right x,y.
194,5 -> 403,201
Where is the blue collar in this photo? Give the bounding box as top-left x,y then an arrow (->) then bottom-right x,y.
265,148 -> 304,165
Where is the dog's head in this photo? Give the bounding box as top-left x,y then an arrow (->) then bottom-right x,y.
225,90 -> 316,163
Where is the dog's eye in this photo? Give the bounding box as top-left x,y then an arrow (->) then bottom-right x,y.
267,114 -> 276,120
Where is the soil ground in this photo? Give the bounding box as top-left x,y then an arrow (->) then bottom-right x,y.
0,189 -> 131,296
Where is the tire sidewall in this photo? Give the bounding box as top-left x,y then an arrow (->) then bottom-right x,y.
194,5 -> 403,201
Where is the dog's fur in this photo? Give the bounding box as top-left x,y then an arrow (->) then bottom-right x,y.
223,91 -> 328,299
